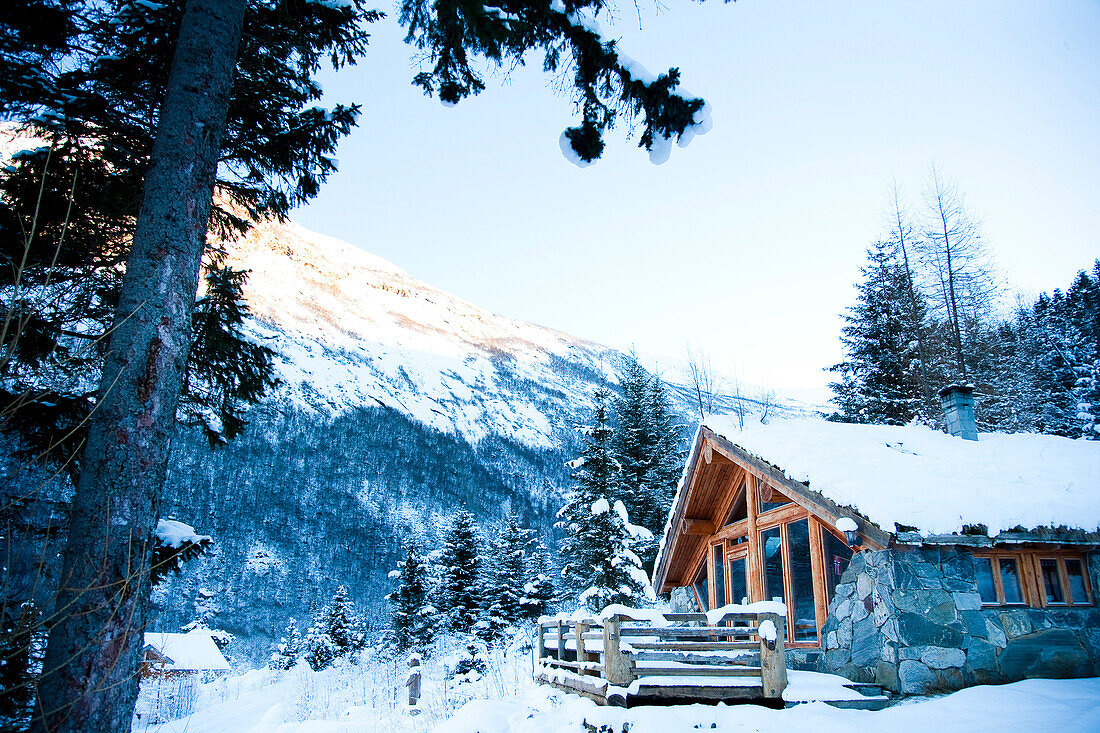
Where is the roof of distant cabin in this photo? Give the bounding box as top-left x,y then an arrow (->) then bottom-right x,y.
698,416 -> 1100,538
143,631 -> 230,671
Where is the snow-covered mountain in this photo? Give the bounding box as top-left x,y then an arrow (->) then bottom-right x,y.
219,218 -> 618,449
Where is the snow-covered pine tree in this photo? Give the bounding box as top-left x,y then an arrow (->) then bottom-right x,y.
520,539 -> 556,621
829,240 -> 930,425
438,509 -> 483,632
386,544 -> 437,652
482,512 -> 535,629
321,586 -> 366,659
612,358 -> 659,533
610,357 -> 685,568
268,618 -> 302,671
559,391 -> 655,612
643,375 -> 685,544
303,614 -> 337,672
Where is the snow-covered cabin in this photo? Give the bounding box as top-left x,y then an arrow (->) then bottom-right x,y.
652,409 -> 1100,695
141,631 -> 231,679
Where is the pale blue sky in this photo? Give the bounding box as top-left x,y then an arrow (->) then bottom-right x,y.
294,0 -> 1100,397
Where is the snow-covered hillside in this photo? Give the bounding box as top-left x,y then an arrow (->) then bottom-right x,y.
219,218 -> 617,449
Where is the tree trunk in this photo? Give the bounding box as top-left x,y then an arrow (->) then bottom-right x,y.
33,1 -> 246,730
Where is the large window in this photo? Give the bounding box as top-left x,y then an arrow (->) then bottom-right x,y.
787,519 -> 818,642
974,551 -> 1093,608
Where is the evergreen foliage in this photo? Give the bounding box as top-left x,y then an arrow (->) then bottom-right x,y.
519,540 -> 556,621
0,0 -> 377,463
481,512 -> 535,630
829,240 -> 930,425
437,509 -> 483,633
386,544 -> 437,652
268,618 -> 302,671
397,0 -> 707,163
558,391 -> 654,612
832,176 -> 1100,441
303,586 -> 365,671
610,356 -> 684,567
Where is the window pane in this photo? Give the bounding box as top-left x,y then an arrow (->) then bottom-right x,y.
823,530 -> 853,600
693,566 -> 710,611
787,519 -> 817,642
759,485 -> 792,513
1065,559 -> 1088,604
761,526 -> 785,604
713,545 -> 726,608
727,557 -> 748,606
725,483 -> 747,526
975,557 -> 996,604
1000,558 -> 1023,604
1041,559 -> 1064,604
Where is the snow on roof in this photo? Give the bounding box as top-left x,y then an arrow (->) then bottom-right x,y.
143,631 -> 230,672
704,416 -> 1100,537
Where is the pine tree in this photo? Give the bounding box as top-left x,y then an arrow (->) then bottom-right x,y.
268,618 -> 302,671
610,357 -> 684,568
321,586 -> 365,659
438,509 -> 483,632
482,512 -> 535,629
520,540 -> 557,621
558,391 -> 654,612
303,616 -> 337,672
386,544 -> 437,652
829,240 -> 929,425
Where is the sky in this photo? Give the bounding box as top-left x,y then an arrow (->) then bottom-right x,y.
293,0 -> 1100,400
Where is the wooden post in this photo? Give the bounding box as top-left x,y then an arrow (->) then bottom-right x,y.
602,615 -> 633,686
759,613 -> 788,699
557,620 -> 565,661
536,622 -> 546,662
575,621 -> 588,667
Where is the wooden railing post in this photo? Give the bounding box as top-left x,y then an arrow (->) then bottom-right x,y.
759,613 -> 788,699
536,622 -> 546,662
557,620 -> 565,661
602,615 -> 634,686
575,621 -> 588,666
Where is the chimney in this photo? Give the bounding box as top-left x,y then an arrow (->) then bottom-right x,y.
938,385 -> 978,441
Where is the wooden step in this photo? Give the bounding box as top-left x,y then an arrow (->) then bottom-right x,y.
633,663 -> 762,677
633,651 -> 759,665
628,641 -> 758,651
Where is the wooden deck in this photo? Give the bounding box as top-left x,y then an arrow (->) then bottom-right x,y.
535,610 -> 788,708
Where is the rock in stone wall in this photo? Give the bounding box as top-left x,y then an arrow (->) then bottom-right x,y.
816,547 -> 1100,695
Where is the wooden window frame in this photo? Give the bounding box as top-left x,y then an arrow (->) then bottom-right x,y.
1036,555 -> 1093,607
973,549 -> 1094,608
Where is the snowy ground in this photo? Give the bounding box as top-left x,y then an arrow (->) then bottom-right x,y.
133,631 -> 1100,732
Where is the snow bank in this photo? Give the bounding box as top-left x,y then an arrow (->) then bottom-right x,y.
704,416 -> 1100,536
440,677 -> 1100,733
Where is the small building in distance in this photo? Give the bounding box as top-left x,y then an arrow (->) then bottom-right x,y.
142,630 -> 231,680
652,401 -> 1100,695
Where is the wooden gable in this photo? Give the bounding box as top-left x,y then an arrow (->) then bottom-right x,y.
654,427 -> 890,648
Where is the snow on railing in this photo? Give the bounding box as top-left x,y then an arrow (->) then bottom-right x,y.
534,604 -> 788,702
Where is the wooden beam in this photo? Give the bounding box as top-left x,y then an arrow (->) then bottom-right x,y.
683,518 -> 717,535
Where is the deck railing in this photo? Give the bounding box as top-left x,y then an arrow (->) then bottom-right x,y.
536,608 -> 788,703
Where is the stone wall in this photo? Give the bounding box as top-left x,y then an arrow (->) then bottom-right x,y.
818,546 -> 1100,694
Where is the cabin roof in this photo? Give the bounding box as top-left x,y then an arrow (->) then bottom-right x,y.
142,631 -> 230,672
653,417 -> 1100,591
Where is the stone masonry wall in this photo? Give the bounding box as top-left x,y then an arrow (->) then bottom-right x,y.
818,547 -> 1100,694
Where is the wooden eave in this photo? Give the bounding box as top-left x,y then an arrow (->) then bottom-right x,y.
655,426 -> 892,594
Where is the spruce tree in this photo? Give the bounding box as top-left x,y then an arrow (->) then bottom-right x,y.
558,391 -> 654,612
829,240 -> 929,425
268,618 -> 302,671
386,544 -> 436,652
303,615 -> 337,672
438,509 -> 483,632
482,512 -> 535,628
520,540 -> 557,621
321,586 -> 365,659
